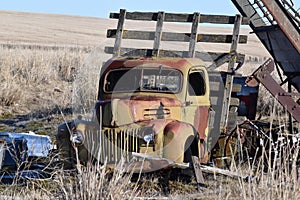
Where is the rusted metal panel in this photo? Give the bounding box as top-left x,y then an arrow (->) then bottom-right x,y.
107,29 -> 248,43
193,106 -> 210,140
232,0 -> 300,94
260,0 -> 300,54
253,59 -> 300,122
254,26 -> 300,91
110,11 -> 249,25
231,0 -> 266,28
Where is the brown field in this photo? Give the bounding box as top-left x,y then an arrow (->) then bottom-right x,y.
0,10 -> 269,59
0,10 -> 298,199
0,10 -> 271,115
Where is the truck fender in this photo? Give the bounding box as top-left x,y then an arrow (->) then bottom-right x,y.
162,121 -> 199,163
56,119 -> 99,168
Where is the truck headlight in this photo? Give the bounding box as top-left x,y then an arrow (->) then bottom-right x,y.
71,129 -> 84,145
143,134 -> 153,143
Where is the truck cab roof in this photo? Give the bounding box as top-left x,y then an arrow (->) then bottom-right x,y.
101,56 -> 207,75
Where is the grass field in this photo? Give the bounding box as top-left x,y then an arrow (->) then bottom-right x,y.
0,10 -> 298,199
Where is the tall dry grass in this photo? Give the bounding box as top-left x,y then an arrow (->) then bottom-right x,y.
2,118 -> 300,200
0,45 -> 111,120
0,45 -> 103,117
1,45 -> 300,199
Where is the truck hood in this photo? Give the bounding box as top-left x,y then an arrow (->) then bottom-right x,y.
101,96 -> 182,127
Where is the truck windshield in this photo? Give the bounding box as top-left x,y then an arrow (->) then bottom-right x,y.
104,67 -> 182,93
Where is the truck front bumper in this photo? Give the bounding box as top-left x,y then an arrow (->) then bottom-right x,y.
106,152 -> 190,173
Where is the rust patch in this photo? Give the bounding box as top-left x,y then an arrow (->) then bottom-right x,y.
193,106 -> 210,140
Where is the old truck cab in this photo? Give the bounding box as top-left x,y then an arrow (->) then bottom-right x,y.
57,56 -> 211,171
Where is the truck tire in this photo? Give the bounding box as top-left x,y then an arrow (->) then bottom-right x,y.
181,135 -> 197,182
56,122 -> 76,169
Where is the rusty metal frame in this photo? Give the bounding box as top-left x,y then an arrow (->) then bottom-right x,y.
260,0 -> 300,54
231,0 -> 266,28
253,58 -> 300,122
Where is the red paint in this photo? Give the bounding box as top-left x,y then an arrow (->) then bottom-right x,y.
194,106 -> 210,140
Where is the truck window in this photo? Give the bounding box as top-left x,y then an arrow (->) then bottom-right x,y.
188,71 -> 206,96
105,69 -> 140,92
142,69 -> 181,93
104,67 -> 182,93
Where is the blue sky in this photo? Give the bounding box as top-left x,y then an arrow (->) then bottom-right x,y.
0,0 -> 241,18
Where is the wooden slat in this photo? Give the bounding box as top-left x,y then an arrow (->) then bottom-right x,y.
197,34 -> 247,43
153,11 -> 165,56
222,14 -> 242,133
110,12 -> 249,25
192,156 -> 205,186
113,9 -> 126,56
208,51 -> 238,70
104,46 -> 245,63
188,12 -> 200,58
107,30 -> 248,43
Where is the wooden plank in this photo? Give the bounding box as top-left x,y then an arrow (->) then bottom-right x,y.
192,156 -> 205,186
153,11 -> 165,56
230,15 -> 242,54
222,14 -> 242,134
200,164 -> 247,179
200,14 -> 249,25
198,34 -> 247,43
113,9 -> 126,56
208,51 -> 237,70
104,46 -> 245,63
110,12 -> 249,25
188,12 -> 200,58
107,30 -> 248,43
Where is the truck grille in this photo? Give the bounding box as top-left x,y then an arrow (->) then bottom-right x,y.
85,128 -> 144,164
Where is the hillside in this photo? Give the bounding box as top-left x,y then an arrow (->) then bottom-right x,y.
0,10 -> 270,63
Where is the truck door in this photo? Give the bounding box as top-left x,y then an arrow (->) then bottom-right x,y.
183,67 -> 210,141
185,67 -> 210,106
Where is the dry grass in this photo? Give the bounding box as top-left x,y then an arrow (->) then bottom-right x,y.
0,43 -> 297,199
2,126 -> 300,200
0,46 -> 87,116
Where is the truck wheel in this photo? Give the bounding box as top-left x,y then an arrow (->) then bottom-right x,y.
183,146 -> 193,163
184,135 -> 196,162
181,136 -> 196,182
56,122 -> 76,169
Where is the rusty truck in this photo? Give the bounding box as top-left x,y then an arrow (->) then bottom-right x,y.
56,9 -> 258,177
56,0 -> 300,184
